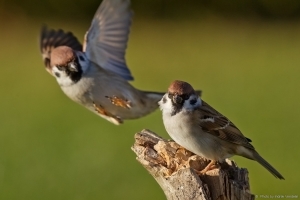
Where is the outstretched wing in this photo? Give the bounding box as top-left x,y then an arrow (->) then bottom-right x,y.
85,0 -> 133,81
40,25 -> 82,73
198,100 -> 254,150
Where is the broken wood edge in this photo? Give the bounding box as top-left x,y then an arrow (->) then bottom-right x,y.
131,129 -> 255,200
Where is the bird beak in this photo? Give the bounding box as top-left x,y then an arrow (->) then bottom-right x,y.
69,63 -> 78,72
46,67 -> 53,76
172,94 -> 183,104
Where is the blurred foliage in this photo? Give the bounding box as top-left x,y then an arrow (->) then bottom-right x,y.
0,0 -> 299,200
2,0 -> 300,20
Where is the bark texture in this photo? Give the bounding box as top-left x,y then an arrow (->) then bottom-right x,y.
132,129 -> 255,200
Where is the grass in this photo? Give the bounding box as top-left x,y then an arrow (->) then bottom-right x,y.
0,14 -> 299,199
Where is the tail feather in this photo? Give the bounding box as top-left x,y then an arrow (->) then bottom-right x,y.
252,151 -> 285,180
142,89 -> 202,101
143,91 -> 165,102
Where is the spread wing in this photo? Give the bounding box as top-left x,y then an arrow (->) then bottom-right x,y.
85,0 -> 133,81
198,100 -> 254,150
40,25 -> 83,73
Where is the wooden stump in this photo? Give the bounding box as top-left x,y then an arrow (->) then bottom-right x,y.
131,129 -> 255,200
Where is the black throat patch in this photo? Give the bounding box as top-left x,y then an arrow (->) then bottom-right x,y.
171,103 -> 183,116
169,94 -> 186,116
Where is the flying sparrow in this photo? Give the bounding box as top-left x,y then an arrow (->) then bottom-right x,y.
159,80 -> 284,179
39,0 -> 165,125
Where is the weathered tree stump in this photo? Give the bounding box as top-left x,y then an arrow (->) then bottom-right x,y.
131,129 -> 255,200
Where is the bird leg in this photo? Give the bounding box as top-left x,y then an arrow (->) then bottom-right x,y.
195,160 -> 219,175
93,102 -> 123,124
105,96 -> 131,109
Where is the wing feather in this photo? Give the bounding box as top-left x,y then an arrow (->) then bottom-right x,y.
85,0 -> 133,81
198,100 -> 254,149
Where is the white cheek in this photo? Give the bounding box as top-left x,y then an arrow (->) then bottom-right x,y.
183,95 -> 202,111
52,67 -> 61,78
158,95 -> 164,107
159,95 -> 173,114
52,67 -> 74,87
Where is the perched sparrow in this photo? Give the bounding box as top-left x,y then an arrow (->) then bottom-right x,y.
159,80 -> 284,179
39,0 -> 164,125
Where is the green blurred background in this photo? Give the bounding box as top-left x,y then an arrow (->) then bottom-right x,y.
0,0 -> 299,199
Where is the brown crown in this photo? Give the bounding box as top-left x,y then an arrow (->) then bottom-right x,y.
168,80 -> 195,95
50,46 -> 75,67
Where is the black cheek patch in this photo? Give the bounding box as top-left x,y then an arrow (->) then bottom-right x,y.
68,58 -> 83,83
170,103 -> 182,116
162,96 -> 167,103
54,72 -> 60,78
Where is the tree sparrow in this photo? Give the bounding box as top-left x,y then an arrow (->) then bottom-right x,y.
159,80 -> 284,179
39,0 -> 165,125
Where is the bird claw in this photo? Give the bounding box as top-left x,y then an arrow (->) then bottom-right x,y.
195,160 -> 219,175
93,102 -> 123,124
105,96 -> 131,109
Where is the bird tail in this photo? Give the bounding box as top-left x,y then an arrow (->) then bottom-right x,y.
252,151 -> 285,180
142,91 -> 165,102
142,89 -> 202,100
132,90 -> 164,117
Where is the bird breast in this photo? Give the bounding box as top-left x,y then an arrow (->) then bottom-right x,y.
163,110 -> 234,161
60,74 -> 93,105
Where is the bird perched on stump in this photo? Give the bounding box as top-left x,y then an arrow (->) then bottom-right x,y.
159,80 -> 284,179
